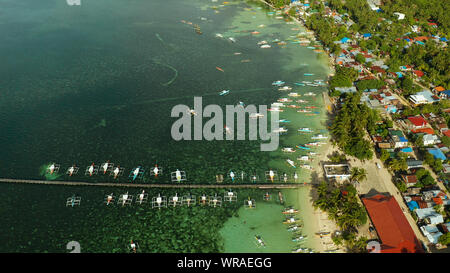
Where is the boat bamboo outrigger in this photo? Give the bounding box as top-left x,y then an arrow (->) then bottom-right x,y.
85,163 -> 99,176
110,166 -> 125,179
118,192 -> 133,206
265,170 -> 278,182
169,193 -> 181,207
66,165 -> 79,176
224,190 -> 237,202
182,194 -> 196,207
100,161 -> 114,175
209,194 -> 222,208
104,193 -> 115,205
66,195 -> 81,207
171,169 -> 187,182
152,193 -> 167,209
47,163 -> 61,175
282,207 -> 299,214
150,164 -> 163,177
136,190 -> 148,205
255,235 -> 266,247
244,197 -> 256,209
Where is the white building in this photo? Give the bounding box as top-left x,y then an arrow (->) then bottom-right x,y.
393,12 -> 405,20
423,134 -> 439,146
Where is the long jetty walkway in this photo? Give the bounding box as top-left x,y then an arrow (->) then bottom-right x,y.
0,178 -> 305,189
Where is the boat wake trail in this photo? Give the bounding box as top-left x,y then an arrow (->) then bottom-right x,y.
152,60 -> 178,86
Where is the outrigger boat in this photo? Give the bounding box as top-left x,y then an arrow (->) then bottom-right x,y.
129,166 -> 144,181
101,161 -> 114,175
296,99 -> 308,103
304,92 -> 316,96
294,82 -> 305,86
268,107 -> 283,112
278,192 -> 284,204
66,165 -> 79,176
273,127 -> 288,134
260,44 -> 271,48
279,119 -> 290,123
297,109 -> 311,113
288,225 -> 301,232
292,247 -> 308,253
104,193 -> 114,205
311,134 -> 328,140
296,145 -> 311,150
129,240 -> 139,253
298,127 -> 313,133
47,163 -> 60,175
292,235 -> 307,242
150,164 -> 163,177
263,192 -> 271,201
282,147 -> 296,153
250,113 -> 264,119
283,217 -> 300,224
111,165 -> 125,179
304,73 -> 314,76
255,235 -> 266,247
278,98 -> 292,103
288,92 -> 300,97
282,207 -> 299,214
85,163 -> 99,176
300,164 -> 313,170
287,105 -> 300,109
286,159 -> 296,168
272,80 -> 285,86
136,190 -> 148,205
278,86 -> 292,91
315,231 -> 331,237
219,90 -> 230,96
66,195 -> 81,207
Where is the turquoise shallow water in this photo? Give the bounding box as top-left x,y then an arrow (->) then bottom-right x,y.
0,0 -> 329,252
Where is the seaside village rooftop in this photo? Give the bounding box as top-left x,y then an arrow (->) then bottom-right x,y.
287,0 -> 450,251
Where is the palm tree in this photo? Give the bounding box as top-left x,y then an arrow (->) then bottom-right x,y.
350,167 -> 367,183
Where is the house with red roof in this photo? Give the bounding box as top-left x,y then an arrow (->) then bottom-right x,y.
406,116 -> 428,130
413,70 -> 424,78
361,193 -> 424,253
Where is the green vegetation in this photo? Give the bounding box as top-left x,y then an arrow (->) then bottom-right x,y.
350,167 -> 367,183
314,182 -> 368,252
330,92 -> 378,160
314,182 -> 367,232
330,66 -> 359,89
414,169 -> 436,188
438,232 -> 450,246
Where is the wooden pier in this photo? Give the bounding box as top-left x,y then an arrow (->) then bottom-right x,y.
0,178 -> 306,189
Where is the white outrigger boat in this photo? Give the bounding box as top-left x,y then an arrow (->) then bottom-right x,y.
304,92 -> 316,96
273,127 -> 288,134
297,109 -> 311,113
298,127 -> 313,133
272,80 -> 285,86
282,147 -> 296,153
286,159 -> 296,168
278,86 -> 292,91
311,134 -> 328,140
249,113 -> 264,119
278,98 -> 292,103
260,44 -> 271,48
288,92 -> 301,97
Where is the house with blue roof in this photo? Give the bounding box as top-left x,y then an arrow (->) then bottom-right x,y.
340,37 -> 350,43
363,33 -> 372,39
427,148 -> 446,161
439,90 -> 450,100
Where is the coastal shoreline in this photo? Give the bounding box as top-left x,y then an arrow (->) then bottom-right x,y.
254,0 -> 343,253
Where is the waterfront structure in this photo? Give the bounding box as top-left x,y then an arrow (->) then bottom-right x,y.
361,193 -> 424,253
323,164 -> 351,183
